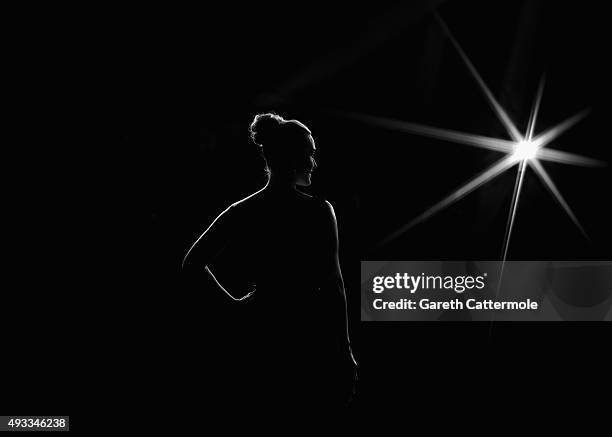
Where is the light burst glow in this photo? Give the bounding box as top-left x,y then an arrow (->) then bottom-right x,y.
512,141 -> 538,162
347,16 -> 605,262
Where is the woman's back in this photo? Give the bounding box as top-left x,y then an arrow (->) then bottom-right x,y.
216,188 -> 344,403
222,189 -> 334,332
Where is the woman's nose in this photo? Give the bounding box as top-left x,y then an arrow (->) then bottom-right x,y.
312,157 -> 317,169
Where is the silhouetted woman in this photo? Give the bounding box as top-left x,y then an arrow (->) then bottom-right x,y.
182,113 -> 357,407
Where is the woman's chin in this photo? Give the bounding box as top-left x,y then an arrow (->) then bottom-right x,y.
296,175 -> 312,186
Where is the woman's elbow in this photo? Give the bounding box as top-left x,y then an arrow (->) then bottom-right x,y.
181,251 -> 205,273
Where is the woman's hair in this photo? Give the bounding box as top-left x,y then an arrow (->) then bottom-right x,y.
249,112 -> 311,176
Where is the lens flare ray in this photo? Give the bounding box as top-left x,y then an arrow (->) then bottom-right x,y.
536,148 -> 606,167
532,109 -> 591,149
527,76 -> 545,141
377,156 -> 516,247
435,13 -> 523,142
346,112 -> 516,154
529,159 -> 588,239
501,161 -> 527,264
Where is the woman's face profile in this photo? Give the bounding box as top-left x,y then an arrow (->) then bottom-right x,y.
295,134 -> 317,187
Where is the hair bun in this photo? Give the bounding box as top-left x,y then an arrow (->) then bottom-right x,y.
249,113 -> 285,146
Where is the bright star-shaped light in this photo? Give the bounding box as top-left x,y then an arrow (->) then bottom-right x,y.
512,140 -> 538,162
344,14 -> 606,263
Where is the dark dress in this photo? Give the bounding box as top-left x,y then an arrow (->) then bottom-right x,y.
187,187 -> 352,408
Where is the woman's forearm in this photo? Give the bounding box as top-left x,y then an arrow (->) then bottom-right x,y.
338,282 -> 357,365
205,266 -> 254,302
328,272 -> 356,364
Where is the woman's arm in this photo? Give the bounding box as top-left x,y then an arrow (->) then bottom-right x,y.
322,201 -> 357,367
182,205 -> 234,272
182,204 -> 254,301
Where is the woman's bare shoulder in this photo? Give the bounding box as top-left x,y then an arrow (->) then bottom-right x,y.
230,187 -> 267,209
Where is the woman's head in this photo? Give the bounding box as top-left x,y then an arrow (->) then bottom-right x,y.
249,113 -> 317,186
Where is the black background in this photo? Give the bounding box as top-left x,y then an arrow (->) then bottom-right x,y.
140,0 -> 611,415
4,0 -> 610,423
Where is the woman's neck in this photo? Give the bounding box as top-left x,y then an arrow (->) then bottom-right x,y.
266,173 -> 297,191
